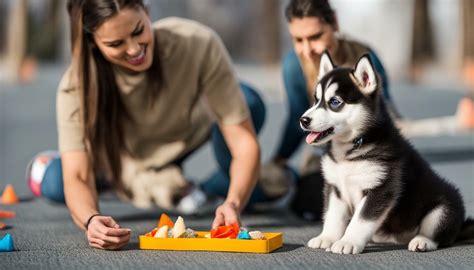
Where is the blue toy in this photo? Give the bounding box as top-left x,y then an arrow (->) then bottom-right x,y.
0,234 -> 14,252
237,230 -> 251,240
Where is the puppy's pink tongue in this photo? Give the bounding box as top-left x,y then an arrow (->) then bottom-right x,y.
306,132 -> 319,144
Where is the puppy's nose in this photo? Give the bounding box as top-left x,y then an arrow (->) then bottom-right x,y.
300,116 -> 312,129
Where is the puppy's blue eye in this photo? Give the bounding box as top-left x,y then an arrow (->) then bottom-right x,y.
329,97 -> 343,109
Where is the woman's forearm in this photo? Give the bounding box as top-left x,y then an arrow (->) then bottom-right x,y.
226,142 -> 260,212
61,151 -> 100,230
223,120 -> 260,212
64,175 -> 100,230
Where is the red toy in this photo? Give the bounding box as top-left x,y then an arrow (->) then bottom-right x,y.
210,223 -> 240,239
0,210 -> 16,230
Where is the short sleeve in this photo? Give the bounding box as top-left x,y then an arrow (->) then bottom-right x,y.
56,67 -> 86,152
198,30 -> 250,125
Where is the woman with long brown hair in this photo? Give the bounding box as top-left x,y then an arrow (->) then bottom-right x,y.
40,0 -> 265,250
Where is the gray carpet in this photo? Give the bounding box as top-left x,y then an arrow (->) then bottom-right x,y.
1,65 -> 473,269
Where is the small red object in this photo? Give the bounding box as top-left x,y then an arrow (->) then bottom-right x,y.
210,223 -> 240,239
0,210 -> 16,219
145,227 -> 159,237
0,222 -> 5,230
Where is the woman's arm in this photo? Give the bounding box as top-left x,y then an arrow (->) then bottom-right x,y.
62,151 -> 98,229
211,118 -> 260,227
62,150 -> 131,249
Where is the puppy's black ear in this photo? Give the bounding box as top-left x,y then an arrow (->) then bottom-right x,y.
353,54 -> 377,95
318,51 -> 334,80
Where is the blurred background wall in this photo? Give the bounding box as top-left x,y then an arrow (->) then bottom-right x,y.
0,0 -> 472,87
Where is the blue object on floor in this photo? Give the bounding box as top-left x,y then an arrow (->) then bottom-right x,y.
0,234 -> 14,252
237,231 -> 251,240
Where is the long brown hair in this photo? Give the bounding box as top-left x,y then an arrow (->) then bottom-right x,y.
66,0 -> 162,191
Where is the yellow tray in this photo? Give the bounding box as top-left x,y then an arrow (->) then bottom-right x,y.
139,231 -> 283,253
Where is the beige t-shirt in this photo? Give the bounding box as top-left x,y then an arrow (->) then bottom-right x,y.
56,17 -> 250,169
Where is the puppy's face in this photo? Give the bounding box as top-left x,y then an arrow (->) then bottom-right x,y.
300,52 -> 378,145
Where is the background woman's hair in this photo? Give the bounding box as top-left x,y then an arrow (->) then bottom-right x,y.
66,0 -> 162,193
285,0 -> 336,26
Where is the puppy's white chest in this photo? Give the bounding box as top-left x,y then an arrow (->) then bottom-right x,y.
322,155 -> 385,206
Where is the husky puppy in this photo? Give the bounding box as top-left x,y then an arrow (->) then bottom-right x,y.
299,52 -> 473,254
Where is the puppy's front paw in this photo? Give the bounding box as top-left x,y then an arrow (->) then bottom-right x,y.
307,235 -> 336,250
408,235 -> 438,252
330,239 -> 365,254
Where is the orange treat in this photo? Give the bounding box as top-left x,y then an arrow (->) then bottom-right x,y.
158,213 -> 174,229
145,213 -> 175,237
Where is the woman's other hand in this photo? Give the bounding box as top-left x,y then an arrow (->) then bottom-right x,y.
86,215 -> 131,250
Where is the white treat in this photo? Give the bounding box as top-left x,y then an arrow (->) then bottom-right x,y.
155,225 -> 169,238
173,216 -> 186,238
249,231 -> 265,240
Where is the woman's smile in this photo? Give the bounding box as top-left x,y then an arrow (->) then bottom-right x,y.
127,45 -> 146,65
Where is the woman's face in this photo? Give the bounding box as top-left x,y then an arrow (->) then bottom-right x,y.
93,7 -> 154,73
288,16 -> 337,63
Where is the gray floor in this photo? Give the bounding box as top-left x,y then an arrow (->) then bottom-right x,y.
0,64 -> 473,269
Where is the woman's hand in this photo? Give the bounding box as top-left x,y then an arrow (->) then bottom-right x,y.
212,201 -> 240,229
85,215 -> 131,250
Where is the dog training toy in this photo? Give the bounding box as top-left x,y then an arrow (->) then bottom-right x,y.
140,213 -> 283,253
0,210 -> 16,230
237,230 -> 251,240
0,234 -> 14,252
1,185 -> 19,205
0,210 -> 16,219
26,151 -> 65,202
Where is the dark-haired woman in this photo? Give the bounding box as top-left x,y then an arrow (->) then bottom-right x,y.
45,0 -> 267,250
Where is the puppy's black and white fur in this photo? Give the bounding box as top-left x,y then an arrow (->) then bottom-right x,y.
299,52 -> 473,254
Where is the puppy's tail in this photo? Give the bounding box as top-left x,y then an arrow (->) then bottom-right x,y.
457,218 -> 474,241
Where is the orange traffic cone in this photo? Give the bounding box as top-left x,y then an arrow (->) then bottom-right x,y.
1,185 -> 19,205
